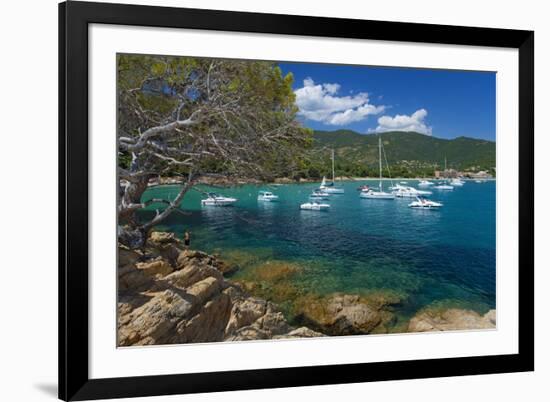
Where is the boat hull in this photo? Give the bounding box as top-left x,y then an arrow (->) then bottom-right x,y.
360,191 -> 395,199
300,203 -> 330,211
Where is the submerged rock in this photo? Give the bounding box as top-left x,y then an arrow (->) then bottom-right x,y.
408,308 -> 496,332
295,294 -> 388,335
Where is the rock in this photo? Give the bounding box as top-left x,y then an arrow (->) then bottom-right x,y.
275,327 -> 326,339
136,257 -> 173,278
176,293 -> 232,343
483,309 -> 496,325
186,276 -> 222,305
117,241 -> 323,345
176,250 -> 209,267
225,326 -> 271,341
118,289 -> 194,346
118,258 -> 154,292
119,248 -> 141,266
331,303 -> 382,335
254,311 -> 292,336
408,308 -> 497,332
214,259 -> 238,275
224,297 -> 268,336
163,264 -> 223,290
297,294 -> 384,335
149,231 -> 176,244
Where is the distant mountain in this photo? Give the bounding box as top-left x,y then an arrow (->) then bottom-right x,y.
311,130 -> 495,176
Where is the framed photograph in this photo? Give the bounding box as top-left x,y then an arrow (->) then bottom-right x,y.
59,1 -> 534,400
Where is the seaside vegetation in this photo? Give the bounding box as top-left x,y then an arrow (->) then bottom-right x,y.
117,54 -> 311,248
292,130 -> 496,180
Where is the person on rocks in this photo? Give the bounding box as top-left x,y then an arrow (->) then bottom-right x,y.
183,230 -> 191,249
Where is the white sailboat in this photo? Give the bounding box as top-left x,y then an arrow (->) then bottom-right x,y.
433,156 -> 454,190
320,149 -> 344,194
360,137 -> 395,200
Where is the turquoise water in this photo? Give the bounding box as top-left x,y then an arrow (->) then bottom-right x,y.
139,180 -> 496,328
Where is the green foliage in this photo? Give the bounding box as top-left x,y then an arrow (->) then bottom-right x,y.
298,130 -> 495,178
117,54 -> 310,183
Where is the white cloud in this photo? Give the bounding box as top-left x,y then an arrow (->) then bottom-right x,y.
370,109 -> 432,135
294,78 -> 384,126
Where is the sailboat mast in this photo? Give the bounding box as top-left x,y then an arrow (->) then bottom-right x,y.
332,148 -> 335,182
378,137 -> 382,188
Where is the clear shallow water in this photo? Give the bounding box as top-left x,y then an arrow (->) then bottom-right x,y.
139,180 -> 496,329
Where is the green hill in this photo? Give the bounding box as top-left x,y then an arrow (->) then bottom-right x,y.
300,130 -> 495,178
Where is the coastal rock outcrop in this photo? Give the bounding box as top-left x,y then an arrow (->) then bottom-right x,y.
408,308 -> 496,332
294,293 -> 396,335
117,232 -> 324,346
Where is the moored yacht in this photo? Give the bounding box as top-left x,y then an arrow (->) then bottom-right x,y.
392,185 -> 432,198
201,193 -> 238,206
418,180 -> 435,187
257,191 -> 279,202
319,150 -> 345,194
359,137 -> 395,200
300,201 -> 330,211
408,196 -> 443,209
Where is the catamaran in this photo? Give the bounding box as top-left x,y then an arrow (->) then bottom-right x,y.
319,149 -> 344,194
201,192 -> 238,206
360,137 -> 395,200
408,196 -> 443,209
257,191 -> 279,202
300,201 -> 330,211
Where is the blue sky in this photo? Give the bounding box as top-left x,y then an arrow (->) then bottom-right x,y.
278,62 -> 496,141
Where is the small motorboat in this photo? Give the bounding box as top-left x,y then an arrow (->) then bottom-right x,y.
418,180 -> 435,187
257,191 -> 279,202
434,184 -> 454,190
393,186 -> 432,198
309,189 -> 330,199
201,193 -> 237,206
408,196 -> 443,209
357,184 -> 370,191
300,201 -> 330,211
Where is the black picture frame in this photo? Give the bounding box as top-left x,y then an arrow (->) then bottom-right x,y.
59,1 -> 534,400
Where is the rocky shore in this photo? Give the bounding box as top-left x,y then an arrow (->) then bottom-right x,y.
118,231 -> 496,346
408,307 -> 496,332
117,232 -> 323,346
